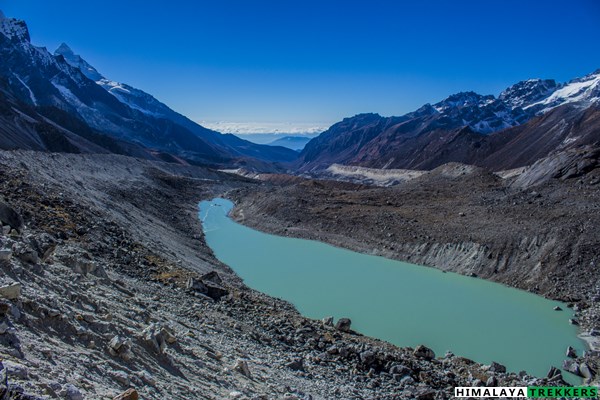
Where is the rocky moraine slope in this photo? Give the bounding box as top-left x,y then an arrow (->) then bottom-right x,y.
1,150 -> 588,400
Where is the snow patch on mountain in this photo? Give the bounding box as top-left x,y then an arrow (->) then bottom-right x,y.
55,43 -> 104,81
526,71 -> 600,112
13,74 -> 37,105
0,13 -> 30,42
499,79 -> 558,109
98,80 -> 160,116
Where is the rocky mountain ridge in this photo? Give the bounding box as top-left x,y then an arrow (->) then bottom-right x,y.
297,70 -> 600,172
0,11 -> 297,168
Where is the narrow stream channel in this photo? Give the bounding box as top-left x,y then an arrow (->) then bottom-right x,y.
199,198 -> 585,383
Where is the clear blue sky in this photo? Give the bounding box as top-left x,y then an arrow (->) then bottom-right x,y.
2,0 -> 600,130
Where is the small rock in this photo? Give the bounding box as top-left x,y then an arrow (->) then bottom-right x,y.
0,301 -> 10,316
233,359 -> 251,378
138,371 -> 156,386
562,359 -> 581,376
400,375 -> 415,385
359,350 -> 377,367
590,329 -> 600,337
569,318 -> 579,325
142,323 -> 176,353
10,304 -> 20,319
413,345 -> 435,360
109,369 -> 130,385
566,346 -> 577,358
113,388 -> 139,400
13,243 -> 38,264
322,316 -> 334,326
415,387 -> 436,400
62,383 -> 84,400
0,249 -> 12,262
0,321 -> 9,334
206,350 -> 223,361
553,306 -> 562,311
286,359 -> 304,371
547,366 -> 563,382
580,362 -> 594,380
3,360 -> 28,379
335,318 -> 351,332
486,376 -> 498,387
187,277 -> 207,292
0,282 -> 21,300
488,361 -> 506,373
389,364 -> 411,376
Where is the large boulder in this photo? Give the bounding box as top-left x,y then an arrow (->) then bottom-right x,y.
359,350 -> 377,367
0,202 -> 23,232
413,345 -> 435,360
187,272 -> 228,301
107,335 -> 132,361
200,270 -> 223,285
488,361 -> 506,373
113,388 -> 139,400
141,323 -> 176,354
335,318 -> 352,332
0,283 -> 21,300
546,366 -> 565,384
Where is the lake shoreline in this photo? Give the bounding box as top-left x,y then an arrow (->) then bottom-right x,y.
202,197 -> 585,383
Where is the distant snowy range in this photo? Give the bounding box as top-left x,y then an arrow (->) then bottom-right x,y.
201,121 -> 324,150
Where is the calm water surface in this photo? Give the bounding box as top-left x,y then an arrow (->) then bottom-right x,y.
199,198 -> 585,382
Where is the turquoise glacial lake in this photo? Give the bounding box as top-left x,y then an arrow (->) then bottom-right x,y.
199,198 -> 585,382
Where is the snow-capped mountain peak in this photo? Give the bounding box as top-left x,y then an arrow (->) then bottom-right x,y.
0,12 -> 30,43
525,70 -> 600,113
434,91 -> 493,112
499,78 -> 559,109
53,43 -> 177,117
54,43 -> 104,81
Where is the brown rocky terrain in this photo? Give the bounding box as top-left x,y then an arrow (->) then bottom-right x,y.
1,150 -> 583,400
295,104 -> 600,173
